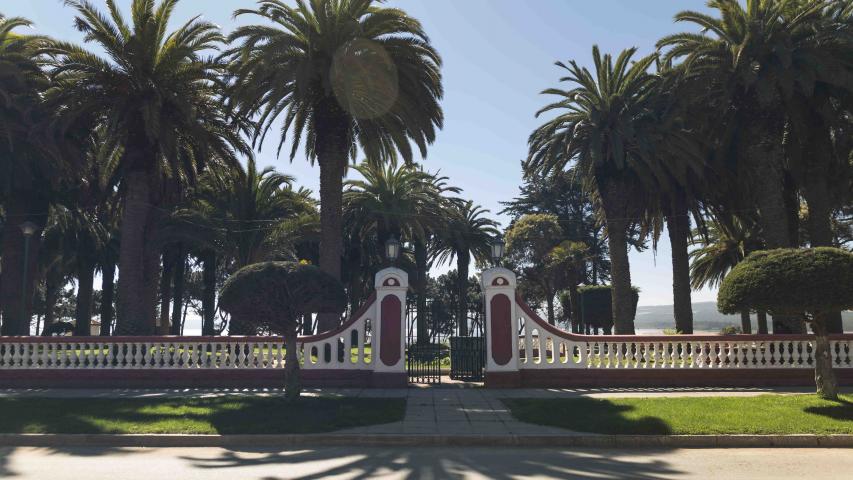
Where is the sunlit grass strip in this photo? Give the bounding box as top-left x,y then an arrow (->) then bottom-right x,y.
0,396 -> 405,434
503,394 -> 853,435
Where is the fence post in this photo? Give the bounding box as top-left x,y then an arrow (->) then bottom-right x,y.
372,267 -> 408,387
481,267 -> 521,387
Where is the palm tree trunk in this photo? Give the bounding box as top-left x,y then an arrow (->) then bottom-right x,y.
170,248 -> 187,336
99,261 -> 115,336
667,195 -> 694,334
803,154 -> 844,334
606,223 -> 634,335
743,117 -> 803,335
0,193 -> 45,336
744,115 -> 791,249
201,251 -> 216,336
811,315 -> 838,400
545,291 -> 556,325
315,103 -> 349,333
740,311 -> 752,334
74,260 -> 96,336
568,285 -> 581,333
591,228 -> 600,285
158,248 -> 174,335
757,311 -> 768,335
116,171 -> 155,335
600,180 -> 635,335
457,250 -> 470,337
414,238 -> 429,344
284,325 -> 301,400
42,268 -> 61,336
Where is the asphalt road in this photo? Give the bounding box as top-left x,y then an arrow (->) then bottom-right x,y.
2,446 -> 852,479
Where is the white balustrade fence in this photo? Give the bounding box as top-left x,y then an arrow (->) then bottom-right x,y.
516,307 -> 853,370
0,292 -> 379,372
480,266 -> 853,385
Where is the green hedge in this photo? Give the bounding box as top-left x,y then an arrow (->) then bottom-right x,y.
577,285 -> 640,333
718,248 -> 853,316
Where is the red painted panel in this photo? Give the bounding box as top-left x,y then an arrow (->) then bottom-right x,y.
490,294 -> 513,366
380,295 -> 402,366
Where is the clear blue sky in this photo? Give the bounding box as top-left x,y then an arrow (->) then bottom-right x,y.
8,0 -> 715,307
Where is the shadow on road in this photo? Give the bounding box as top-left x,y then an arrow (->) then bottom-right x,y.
179,446 -> 683,479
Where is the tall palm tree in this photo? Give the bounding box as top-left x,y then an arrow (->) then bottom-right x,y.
47,0 -> 250,335
689,214 -> 768,333
343,158 -> 456,342
658,0 -> 835,250
432,201 -> 499,337
226,0 -> 443,332
0,14 -> 57,335
647,65 -> 710,334
527,46 -> 661,335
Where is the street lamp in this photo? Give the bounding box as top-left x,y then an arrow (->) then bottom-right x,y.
19,221 -> 39,334
385,236 -> 401,264
490,236 -> 505,266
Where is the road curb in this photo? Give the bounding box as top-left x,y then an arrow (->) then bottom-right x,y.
1,433 -> 851,448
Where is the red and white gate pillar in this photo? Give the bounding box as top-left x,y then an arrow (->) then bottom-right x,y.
481,267 -> 521,388
372,267 -> 408,387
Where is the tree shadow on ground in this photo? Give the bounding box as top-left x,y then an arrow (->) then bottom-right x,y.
0,397 -> 404,434
804,398 -> 853,422
179,446 -> 683,480
503,398 -> 673,435
0,445 -> 137,478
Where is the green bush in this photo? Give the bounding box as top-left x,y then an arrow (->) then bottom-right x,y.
219,261 -> 347,335
577,285 -> 639,334
219,262 -> 346,399
718,248 -> 853,400
717,248 -> 853,317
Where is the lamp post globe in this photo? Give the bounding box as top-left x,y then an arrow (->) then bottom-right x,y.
385,236 -> 401,263
490,236 -> 505,266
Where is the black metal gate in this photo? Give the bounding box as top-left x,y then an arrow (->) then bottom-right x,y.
449,336 -> 485,381
449,297 -> 486,381
405,297 -> 445,384
406,343 -> 444,384
405,289 -> 485,384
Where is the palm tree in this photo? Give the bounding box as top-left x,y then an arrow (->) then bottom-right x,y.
647,65 -> 710,334
658,0 -> 836,250
432,201 -> 499,337
689,214 -> 768,333
527,46 -> 661,335
0,14 -> 58,335
47,0 -> 250,335
172,158 -> 318,334
226,0 -> 443,332
343,158 -> 456,342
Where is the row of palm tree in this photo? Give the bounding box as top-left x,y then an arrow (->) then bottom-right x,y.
526,0 -> 853,334
0,0 -> 458,337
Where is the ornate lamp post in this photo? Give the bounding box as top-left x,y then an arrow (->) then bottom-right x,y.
385,236 -> 401,265
490,236 -> 505,267
19,221 -> 39,333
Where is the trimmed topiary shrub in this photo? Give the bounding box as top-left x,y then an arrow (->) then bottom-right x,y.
718,248 -> 853,400
577,285 -> 640,335
219,262 -> 347,399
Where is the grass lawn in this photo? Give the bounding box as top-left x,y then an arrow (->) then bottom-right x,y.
503,394 -> 853,435
0,396 -> 405,434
